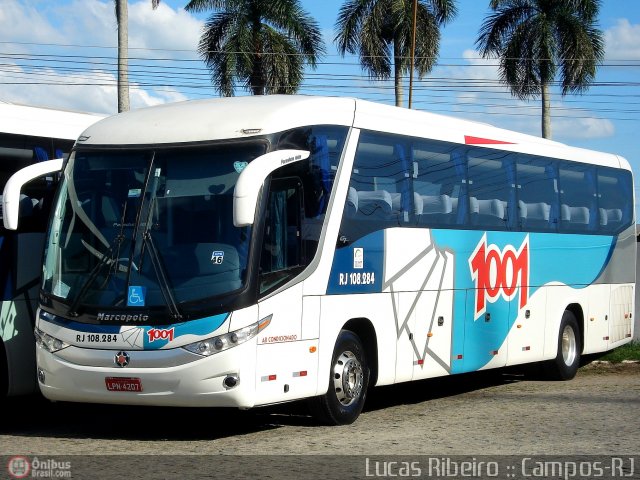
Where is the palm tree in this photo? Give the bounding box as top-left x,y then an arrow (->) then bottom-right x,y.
335,0 -> 457,108
476,0 -> 604,139
184,0 -> 324,96
116,1 -> 161,112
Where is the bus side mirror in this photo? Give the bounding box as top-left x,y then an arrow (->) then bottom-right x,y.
233,149 -> 310,227
2,159 -> 63,230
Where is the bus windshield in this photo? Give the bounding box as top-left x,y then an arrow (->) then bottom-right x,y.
42,141 -> 266,311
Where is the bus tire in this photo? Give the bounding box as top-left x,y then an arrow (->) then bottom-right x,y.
545,310 -> 581,380
309,330 -> 369,425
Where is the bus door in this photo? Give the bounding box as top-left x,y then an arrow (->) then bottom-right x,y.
255,177 -> 317,403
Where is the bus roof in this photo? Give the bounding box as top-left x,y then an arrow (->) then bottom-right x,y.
0,102 -> 105,140
76,95 -> 627,170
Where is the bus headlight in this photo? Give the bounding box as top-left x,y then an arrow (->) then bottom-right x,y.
182,315 -> 271,357
34,327 -> 70,353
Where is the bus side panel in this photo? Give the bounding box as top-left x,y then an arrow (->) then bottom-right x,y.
1,298 -> 37,395
1,232 -> 42,395
506,287 -> 547,366
584,284 -> 611,354
254,339 -> 320,406
255,283 -> 311,403
382,229 -> 455,381
383,229 -> 453,382
318,293 -> 398,391
609,284 -> 634,347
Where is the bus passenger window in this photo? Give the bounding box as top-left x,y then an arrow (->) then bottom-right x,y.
516,156 -> 559,232
597,167 -> 633,234
559,163 -> 597,233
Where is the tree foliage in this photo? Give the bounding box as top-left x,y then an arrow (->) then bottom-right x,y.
185,0 -> 324,96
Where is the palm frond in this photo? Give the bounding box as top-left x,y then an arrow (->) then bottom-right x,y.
185,0 -> 235,13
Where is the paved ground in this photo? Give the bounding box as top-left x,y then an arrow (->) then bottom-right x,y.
1,362 -> 638,457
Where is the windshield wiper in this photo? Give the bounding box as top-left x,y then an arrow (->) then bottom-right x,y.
67,200 -> 131,317
128,161 -> 182,320
67,243 -> 114,317
142,224 -> 182,321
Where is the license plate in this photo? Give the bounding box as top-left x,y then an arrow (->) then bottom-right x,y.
105,377 -> 143,392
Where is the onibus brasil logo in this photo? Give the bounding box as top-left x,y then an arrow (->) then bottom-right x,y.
468,234 -> 530,320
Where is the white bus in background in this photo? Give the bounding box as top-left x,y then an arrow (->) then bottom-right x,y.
0,102 -> 104,396
3,96 -> 634,423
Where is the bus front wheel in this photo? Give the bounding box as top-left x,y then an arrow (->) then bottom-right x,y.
545,310 -> 581,380
309,330 -> 370,425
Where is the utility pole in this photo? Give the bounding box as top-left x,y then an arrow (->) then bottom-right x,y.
116,0 -> 130,112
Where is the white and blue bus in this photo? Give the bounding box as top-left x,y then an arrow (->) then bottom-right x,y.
0,103 -> 103,396
3,96 -> 634,423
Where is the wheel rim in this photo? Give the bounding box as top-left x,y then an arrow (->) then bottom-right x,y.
561,324 -> 577,366
332,350 -> 364,406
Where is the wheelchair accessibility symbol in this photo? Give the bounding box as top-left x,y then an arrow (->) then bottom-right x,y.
127,286 -> 146,307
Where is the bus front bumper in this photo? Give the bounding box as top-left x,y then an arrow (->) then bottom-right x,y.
35,340 -> 258,408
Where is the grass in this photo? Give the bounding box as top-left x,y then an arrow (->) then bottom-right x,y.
598,341 -> 640,363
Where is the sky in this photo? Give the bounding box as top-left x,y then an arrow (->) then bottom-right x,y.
1,0 -> 639,194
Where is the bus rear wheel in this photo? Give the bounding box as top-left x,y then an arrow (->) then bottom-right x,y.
309,330 -> 369,425
545,310 -> 581,380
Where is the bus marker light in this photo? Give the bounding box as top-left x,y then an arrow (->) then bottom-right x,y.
603,336 -> 609,340
258,315 -> 272,331
456,354 -> 463,360
293,371 -> 307,377
427,332 -> 433,338
309,346 -> 317,353
491,350 -> 499,356
261,375 -> 277,382
414,360 -> 424,366
522,346 -> 530,351
517,324 -> 522,328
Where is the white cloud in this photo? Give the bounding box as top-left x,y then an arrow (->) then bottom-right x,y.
128,1 -> 202,56
0,63 -> 189,115
0,0 -> 201,113
0,1 -> 65,44
605,19 -> 640,61
553,116 -> 615,140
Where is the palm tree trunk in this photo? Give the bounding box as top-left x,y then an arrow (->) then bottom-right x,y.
541,82 -> 551,139
116,0 -> 130,112
250,57 -> 265,95
394,38 -> 403,107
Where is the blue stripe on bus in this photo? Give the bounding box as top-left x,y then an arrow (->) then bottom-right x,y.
142,313 -> 229,349
43,316 -> 123,333
41,312 -> 229,348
